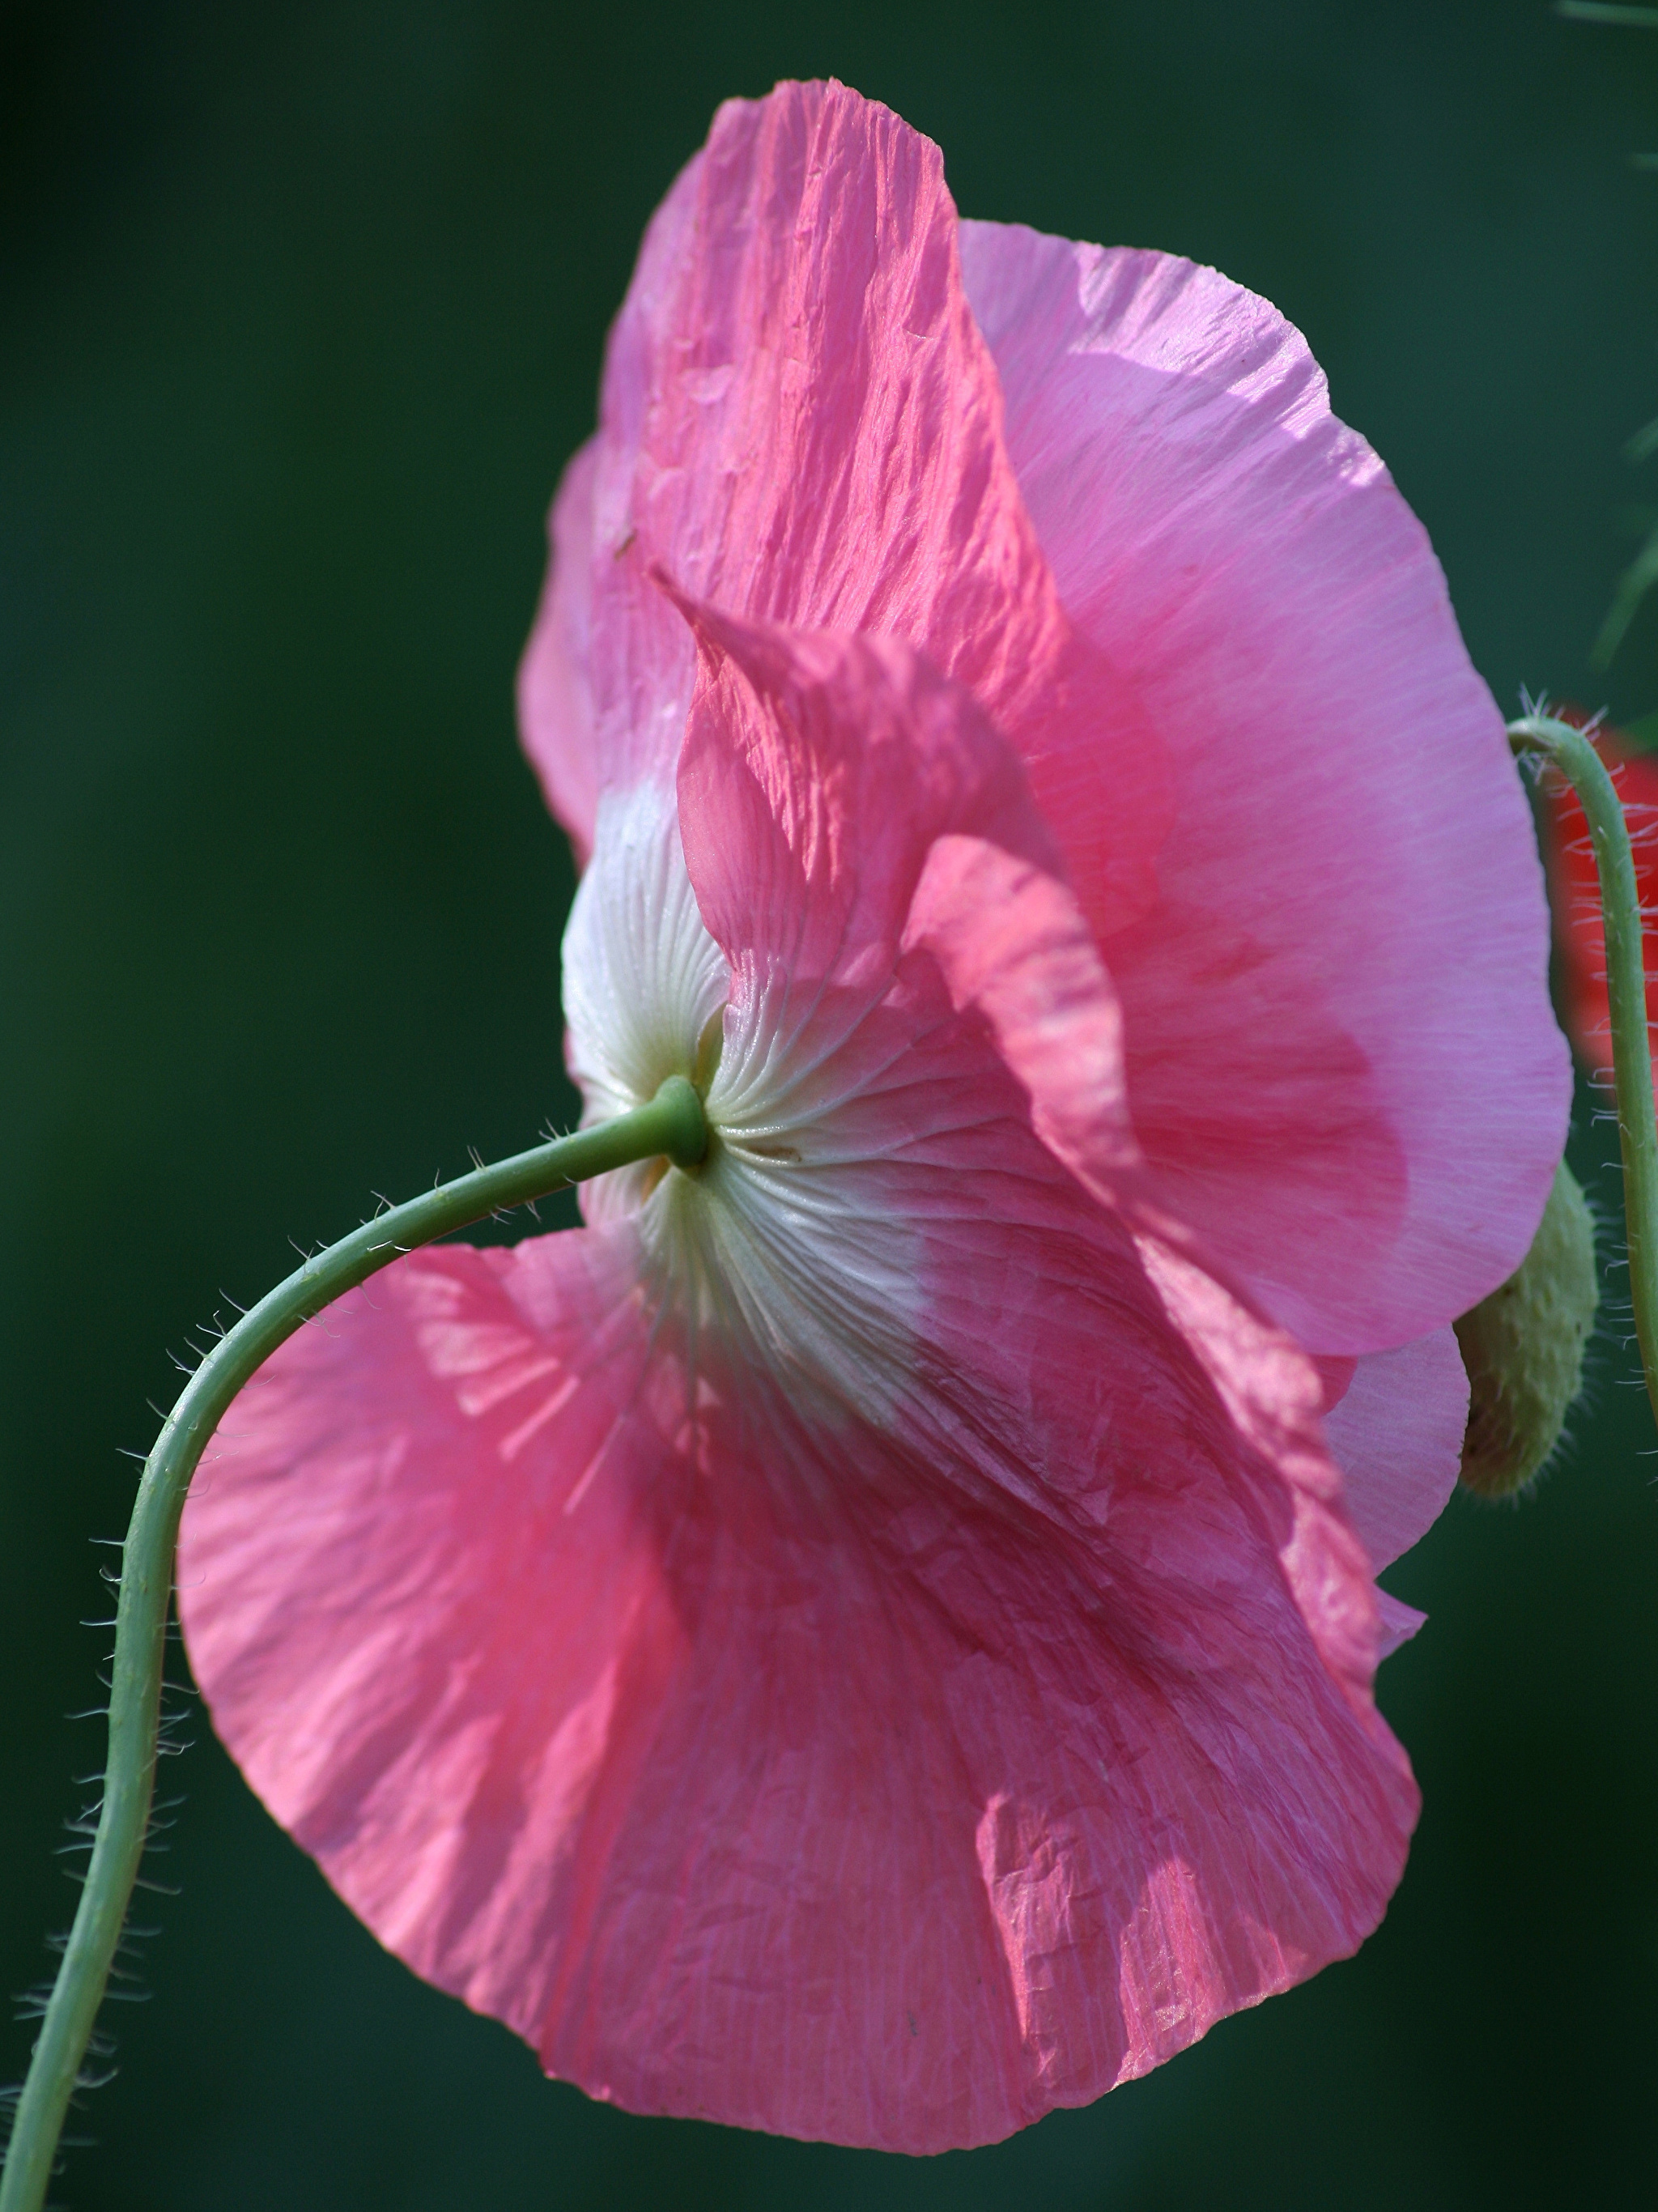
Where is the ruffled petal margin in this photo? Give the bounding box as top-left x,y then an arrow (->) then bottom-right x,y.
1320,1327 -> 1470,1653
179,1214 -> 1417,2150
521,81 -> 1171,948
959,218 -> 1570,1355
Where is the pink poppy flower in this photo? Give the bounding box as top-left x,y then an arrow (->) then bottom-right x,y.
177,82 -> 1569,2151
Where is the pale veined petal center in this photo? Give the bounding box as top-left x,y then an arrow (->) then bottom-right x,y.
561,778 -> 920,1426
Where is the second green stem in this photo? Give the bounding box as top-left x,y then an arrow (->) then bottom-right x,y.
0,1076 -> 708,2212
1510,712 -> 1658,1435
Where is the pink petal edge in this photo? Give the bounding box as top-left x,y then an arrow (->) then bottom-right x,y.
954,219 -> 1569,1355
517,437 -> 602,866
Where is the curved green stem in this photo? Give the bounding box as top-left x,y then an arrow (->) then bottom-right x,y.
1510,713 -> 1658,1431
0,1078 -> 708,2212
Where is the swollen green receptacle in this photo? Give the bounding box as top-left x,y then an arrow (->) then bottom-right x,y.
1454,1159 -> 1598,1499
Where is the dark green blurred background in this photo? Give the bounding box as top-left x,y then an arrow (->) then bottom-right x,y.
4,2 -> 1658,2204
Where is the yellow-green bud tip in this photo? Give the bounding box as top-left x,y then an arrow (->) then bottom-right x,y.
1454,1159 -> 1597,1499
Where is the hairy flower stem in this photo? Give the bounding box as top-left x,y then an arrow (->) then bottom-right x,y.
1509,713 -> 1658,1431
0,1078 -> 708,2212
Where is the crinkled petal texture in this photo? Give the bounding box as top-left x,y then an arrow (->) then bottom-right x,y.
181,607 -> 1418,2152
955,222 -> 1569,1351
520,79 -> 1171,937
524,78 -> 1567,1355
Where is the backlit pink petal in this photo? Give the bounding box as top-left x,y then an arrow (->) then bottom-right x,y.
908,815 -> 1468,1606
517,437 -> 602,864
176,1226 -> 662,1950
908,827 -> 1466,1657
908,831 -> 1140,1196
670,590 -> 1417,2129
1321,1327 -> 1469,1576
959,220 -> 1571,1353
594,81 -> 1055,742
527,82 -> 1171,932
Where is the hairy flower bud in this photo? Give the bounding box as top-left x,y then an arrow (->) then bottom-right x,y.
1455,1159 -> 1597,1498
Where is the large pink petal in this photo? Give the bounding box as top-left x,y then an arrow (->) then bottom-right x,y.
622,86 -> 1052,700
524,83 -> 1170,934
903,819 -> 1465,1666
590,79 -> 1053,752
179,1189 -> 1415,2151
1321,1326 -> 1469,1575
959,220 -> 1571,1354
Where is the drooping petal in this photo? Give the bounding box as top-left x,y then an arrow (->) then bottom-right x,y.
670,593 -> 1415,2133
522,83 -> 1171,937
178,1159 -> 1416,2154
176,1225 -> 665,1960
958,220 -> 1571,1354
908,793 -> 1469,1638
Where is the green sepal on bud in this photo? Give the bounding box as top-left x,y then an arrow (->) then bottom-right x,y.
1454,1159 -> 1598,1499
